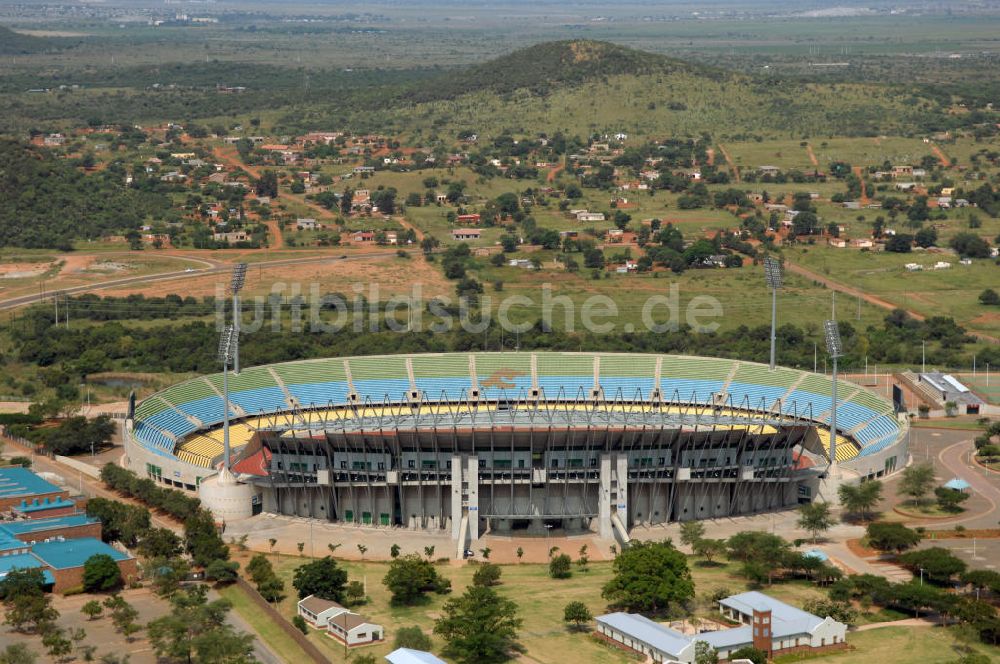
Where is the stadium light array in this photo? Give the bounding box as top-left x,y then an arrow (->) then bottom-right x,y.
764,256 -> 783,370
229,263 -> 248,374
824,319 -> 842,477
218,324 -> 237,471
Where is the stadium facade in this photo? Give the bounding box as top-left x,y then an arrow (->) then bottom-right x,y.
124,352 -> 907,546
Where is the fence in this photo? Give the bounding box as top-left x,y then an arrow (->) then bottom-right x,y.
234,577 -> 332,664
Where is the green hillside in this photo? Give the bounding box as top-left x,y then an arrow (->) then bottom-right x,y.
304,40 -> 944,140
0,26 -> 62,55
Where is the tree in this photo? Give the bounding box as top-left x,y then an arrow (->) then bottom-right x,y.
0,567 -> 47,600
147,585 -> 255,664
563,601 -> 592,631
4,593 -> 57,634
602,540 -> 694,615
383,554 -> 450,606
935,487 -> 970,512
692,538 -> 726,565
899,462 -> 936,504
480,547 -> 492,560
898,547 -> 968,583
394,626 -> 433,651
694,640 -> 718,664
729,646 -> 767,664
980,289 -> 1000,306
0,644 -> 36,664
838,480 -> 883,520
292,614 -> 308,634
727,531 -> 790,585
549,553 -> 572,579
137,528 -> 182,559
269,538 -> 277,555
357,543 -> 368,559
296,542 -> 304,556
292,557 -> 348,601
515,546 -> 524,562
184,509 -> 229,568
679,521 -> 705,548
82,600 -> 104,620
42,627 -> 72,662
390,543 -> 401,559
345,580 -> 366,606
435,585 -> 522,664
83,553 -> 124,592
950,232 -> 991,258
885,234 -> 913,253
106,596 -> 141,642
797,502 -> 834,543
147,557 -> 190,597
866,522 -> 921,554
473,563 -> 502,587
423,545 -> 435,560
205,560 -> 240,585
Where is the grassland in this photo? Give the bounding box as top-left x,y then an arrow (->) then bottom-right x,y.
227,553 -> 1000,664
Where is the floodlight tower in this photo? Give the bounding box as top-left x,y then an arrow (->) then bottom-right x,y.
218,325 -> 237,471
824,320 -> 844,478
764,256 -> 783,370
230,263 -> 248,374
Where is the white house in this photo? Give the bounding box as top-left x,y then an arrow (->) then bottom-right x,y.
576,211 -> 606,222
297,595 -> 350,628
326,611 -> 383,647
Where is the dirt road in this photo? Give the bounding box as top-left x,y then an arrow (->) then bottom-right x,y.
213,145 -> 261,179
806,143 -> 819,167
930,143 -> 952,168
785,260 -> 999,343
705,147 -> 715,167
717,143 -> 740,183
546,164 -> 564,183
852,165 -> 870,206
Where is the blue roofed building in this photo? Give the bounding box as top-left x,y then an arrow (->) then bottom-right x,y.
385,648 -> 447,664
0,467 -> 69,513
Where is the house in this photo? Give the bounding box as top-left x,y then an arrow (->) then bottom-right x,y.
326,611 -> 383,647
385,649 -> 446,664
850,239 -> 874,249
606,228 -> 625,243
596,591 -> 847,664
894,182 -> 917,191
43,133 -> 66,146
937,197 -> 953,209
508,259 -> 534,269
640,170 -> 661,181
933,261 -> 952,270
456,214 -> 481,225
892,165 -> 914,178
353,166 -> 376,175
758,165 -> 780,177
296,218 -> 320,231
828,238 -> 848,248
905,263 -> 923,272
385,231 -> 399,245
576,211 -> 606,223
940,187 -> 955,196
297,595 -> 350,629
434,193 -> 449,204
473,246 -> 502,257
451,228 -> 481,241
615,260 -> 638,274
351,231 -> 375,243
213,231 -> 248,244
0,467 -> 70,513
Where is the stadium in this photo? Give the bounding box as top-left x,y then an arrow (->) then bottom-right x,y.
123,352 -> 908,548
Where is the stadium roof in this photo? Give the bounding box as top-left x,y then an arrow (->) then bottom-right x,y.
30,537 -> 130,570
0,514 -> 98,537
0,467 -> 62,500
0,553 -> 55,585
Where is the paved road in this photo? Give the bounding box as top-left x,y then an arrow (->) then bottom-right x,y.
936,437 -> 1000,528
0,251 -> 400,312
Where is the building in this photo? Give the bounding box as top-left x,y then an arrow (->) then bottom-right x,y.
576,211 -> 606,223
0,468 -> 69,513
297,595 -> 350,628
917,373 -> 986,415
351,231 -> 375,243
296,218 -> 320,231
385,649 -> 446,664
28,538 -> 138,593
451,228 -> 481,241
456,214 -> 481,225
124,352 -> 907,555
213,231 -> 248,244
596,591 -> 847,663
326,611 -> 383,647
0,514 -> 101,543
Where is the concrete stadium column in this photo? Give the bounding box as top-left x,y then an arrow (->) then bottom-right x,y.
615,454 -> 629,532
598,453 -> 630,541
451,454 -> 463,541
465,455 -> 480,542
599,454 -> 612,539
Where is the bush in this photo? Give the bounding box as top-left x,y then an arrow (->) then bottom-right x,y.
394,625 -> 433,651
292,615 -> 309,635
549,554 -> 572,579
472,563 -> 502,587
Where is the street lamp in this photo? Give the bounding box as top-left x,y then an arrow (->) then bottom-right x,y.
218,324 -> 237,471
764,257 -> 783,371
824,320 -> 843,477
230,263 -> 248,374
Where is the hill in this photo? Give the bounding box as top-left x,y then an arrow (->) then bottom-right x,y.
0,140 -> 173,249
293,40 -> 944,140
0,26 -> 63,55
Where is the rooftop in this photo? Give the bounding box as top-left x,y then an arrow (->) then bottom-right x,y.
0,514 -> 98,536
596,613 -> 692,659
13,496 -> 76,513
719,591 -> 824,637
385,649 -> 447,664
0,467 -> 62,500
30,537 -> 130,570
298,594 -> 346,615
0,553 -> 55,585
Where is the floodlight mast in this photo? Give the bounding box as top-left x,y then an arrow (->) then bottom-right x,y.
218,325 -> 236,471
230,263 -> 248,374
824,319 -> 843,477
764,257 -> 783,370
